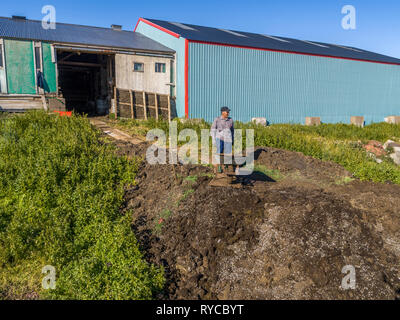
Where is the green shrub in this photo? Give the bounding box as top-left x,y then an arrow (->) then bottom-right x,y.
0,111 -> 164,300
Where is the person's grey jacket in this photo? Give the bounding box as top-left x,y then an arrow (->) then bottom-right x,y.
210,116 -> 234,143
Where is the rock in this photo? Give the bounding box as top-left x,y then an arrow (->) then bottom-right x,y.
390,152 -> 400,165
383,140 -> 400,150
364,140 -> 386,157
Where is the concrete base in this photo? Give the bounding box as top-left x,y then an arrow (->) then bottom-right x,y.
385,116 -> 400,124
351,116 -> 365,127
179,118 -> 203,124
305,117 -> 321,126
252,117 -> 267,126
47,96 -> 66,112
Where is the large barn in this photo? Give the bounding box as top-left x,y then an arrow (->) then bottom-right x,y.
0,16 -> 175,115
134,18 -> 400,124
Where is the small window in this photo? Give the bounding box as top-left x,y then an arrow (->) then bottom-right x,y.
155,63 -> 166,73
0,44 -> 3,68
133,62 -> 144,72
35,47 -> 41,70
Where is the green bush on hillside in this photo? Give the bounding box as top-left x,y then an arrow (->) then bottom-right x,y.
0,112 -> 164,300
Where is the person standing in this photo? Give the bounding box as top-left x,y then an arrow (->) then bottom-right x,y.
211,107 -> 235,174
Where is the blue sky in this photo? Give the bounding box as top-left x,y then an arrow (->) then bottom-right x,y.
3,0 -> 400,58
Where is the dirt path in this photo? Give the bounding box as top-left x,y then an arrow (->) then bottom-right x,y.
90,119 -> 144,145
92,120 -> 400,300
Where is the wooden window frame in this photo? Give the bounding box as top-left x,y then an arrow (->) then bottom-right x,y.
33,41 -> 43,94
34,42 -> 43,72
133,62 -> 144,73
155,62 -> 166,73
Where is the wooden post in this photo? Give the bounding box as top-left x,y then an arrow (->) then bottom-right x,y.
41,95 -> 48,111
129,90 -> 134,119
168,95 -> 171,122
155,93 -> 159,121
142,91 -> 148,120
114,87 -> 118,119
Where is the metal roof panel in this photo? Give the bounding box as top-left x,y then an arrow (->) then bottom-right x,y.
0,17 -> 174,53
145,18 -> 400,65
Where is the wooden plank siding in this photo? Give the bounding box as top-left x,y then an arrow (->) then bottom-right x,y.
115,88 -> 175,121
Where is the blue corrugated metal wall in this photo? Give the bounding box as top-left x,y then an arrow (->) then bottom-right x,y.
135,22 -> 186,118
188,42 -> 400,124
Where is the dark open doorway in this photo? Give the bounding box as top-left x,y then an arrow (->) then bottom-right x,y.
57,50 -> 114,115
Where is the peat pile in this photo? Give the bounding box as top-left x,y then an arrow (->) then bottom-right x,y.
120,142 -> 400,300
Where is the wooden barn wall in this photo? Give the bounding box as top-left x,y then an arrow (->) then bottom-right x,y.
115,53 -> 172,95
115,88 -> 175,120
42,42 -> 57,93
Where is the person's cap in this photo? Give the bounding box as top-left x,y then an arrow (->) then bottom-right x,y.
221,106 -> 231,113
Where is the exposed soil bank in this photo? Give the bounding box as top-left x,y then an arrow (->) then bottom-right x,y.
117,140 -> 400,300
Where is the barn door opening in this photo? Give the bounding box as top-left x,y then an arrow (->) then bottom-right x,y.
57,50 -> 114,115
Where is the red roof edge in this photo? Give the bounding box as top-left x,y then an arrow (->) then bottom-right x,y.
134,18 -> 181,39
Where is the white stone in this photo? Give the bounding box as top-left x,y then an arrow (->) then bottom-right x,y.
385,116 -> 400,124
393,147 -> 400,153
390,153 -> 400,165
252,117 -> 267,126
383,140 -> 400,150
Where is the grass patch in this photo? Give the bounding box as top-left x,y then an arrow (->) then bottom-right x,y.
0,111 -> 164,300
109,118 -> 400,185
184,176 -> 198,183
254,165 -> 284,181
199,172 -> 216,179
176,189 -> 195,207
335,176 -> 356,185
182,189 -> 195,201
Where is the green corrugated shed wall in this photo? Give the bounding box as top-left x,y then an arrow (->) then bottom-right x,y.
188,42 -> 400,124
42,42 -> 57,93
2,39 -> 57,94
4,39 -> 36,94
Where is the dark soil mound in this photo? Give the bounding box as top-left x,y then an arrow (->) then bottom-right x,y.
119,141 -> 400,300
255,147 -> 352,184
